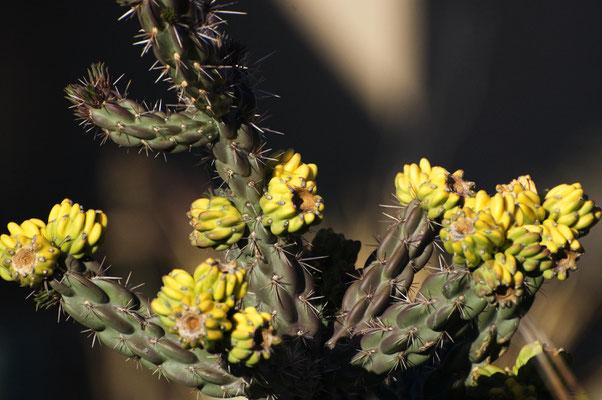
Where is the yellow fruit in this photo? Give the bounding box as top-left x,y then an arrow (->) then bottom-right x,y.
440,207 -> 505,268
44,199 -> 107,259
227,307 -> 281,367
395,158 -> 474,219
187,196 -> 245,250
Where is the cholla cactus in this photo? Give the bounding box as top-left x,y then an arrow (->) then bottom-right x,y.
1,1 -> 600,399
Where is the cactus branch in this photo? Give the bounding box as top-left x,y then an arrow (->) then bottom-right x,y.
326,200 -> 435,348
48,256 -> 255,398
65,64 -> 219,153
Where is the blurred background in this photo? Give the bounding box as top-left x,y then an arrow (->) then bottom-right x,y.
1,1 -> 601,399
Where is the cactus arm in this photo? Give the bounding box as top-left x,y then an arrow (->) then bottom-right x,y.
116,0 -> 255,122
326,200 -> 435,348
350,269 -> 488,375
47,256 -> 259,398
65,64 -> 219,153
106,0 -> 323,341
463,274 -> 544,382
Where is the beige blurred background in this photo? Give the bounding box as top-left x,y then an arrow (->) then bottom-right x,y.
1,1 -> 600,399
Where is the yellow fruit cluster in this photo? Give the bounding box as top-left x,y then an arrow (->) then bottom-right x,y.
260,150 -> 324,235
542,183 -> 600,232
228,307 -> 281,367
473,253 -> 524,307
45,199 -> 107,259
187,196 -> 245,251
193,258 -> 248,308
151,259 -> 281,362
440,207 -> 505,268
271,149 -> 317,188
396,159 -> 599,295
503,227 -> 552,273
0,219 -> 59,287
151,267 -> 233,349
395,158 -> 473,219
464,188 -> 545,230
151,287 -> 232,349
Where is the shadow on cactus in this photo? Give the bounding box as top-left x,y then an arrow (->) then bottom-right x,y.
2,1 -> 600,399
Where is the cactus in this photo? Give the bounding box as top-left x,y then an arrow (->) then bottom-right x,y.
2,1 -> 600,399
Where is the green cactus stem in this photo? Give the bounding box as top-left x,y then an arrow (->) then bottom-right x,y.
65,64 -> 219,153
326,200 -> 435,348
349,269 -> 487,375
115,0 -> 255,121
48,256 -> 256,398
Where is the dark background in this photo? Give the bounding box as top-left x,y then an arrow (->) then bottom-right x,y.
0,1 -> 601,399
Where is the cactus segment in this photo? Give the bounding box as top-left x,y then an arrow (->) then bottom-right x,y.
542,182 -> 601,234
260,154 -> 324,235
187,197 -> 246,250
65,64 -> 220,153
228,307 -> 281,367
117,0 -> 255,120
394,158 -> 474,219
351,270 -> 488,375
327,200 -> 435,347
44,198 -> 107,258
440,207 -> 505,268
49,257 -> 251,397
0,220 -> 60,287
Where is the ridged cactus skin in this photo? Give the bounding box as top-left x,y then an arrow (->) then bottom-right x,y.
327,200 -> 435,347
1,1 -> 600,399
66,64 -> 220,153
50,257 -> 250,398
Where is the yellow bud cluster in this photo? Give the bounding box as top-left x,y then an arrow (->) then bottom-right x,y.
151,257 -> 254,352
473,253 -> 524,307
228,307 -> 281,367
187,196 -> 245,251
395,160 -> 599,283
395,158 -> 473,219
0,219 -> 59,287
45,198 -> 107,259
260,150 -> 324,235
